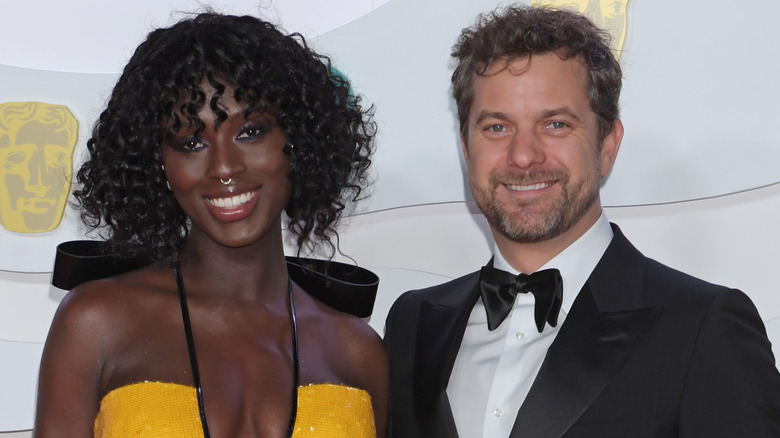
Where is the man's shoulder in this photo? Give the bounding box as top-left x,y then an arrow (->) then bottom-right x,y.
393,270 -> 481,306
598,226 -> 750,315
384,270 -> 481,344
640,254 -> 731,292
607,224 -> 734,299
608,243 -> 754,322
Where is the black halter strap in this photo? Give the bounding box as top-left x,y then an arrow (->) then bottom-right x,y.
175,262 -> 299,438
286,276 -> 299,437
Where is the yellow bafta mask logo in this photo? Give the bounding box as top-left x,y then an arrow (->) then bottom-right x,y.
0,102 -> 78,233
532,0 -> 630,58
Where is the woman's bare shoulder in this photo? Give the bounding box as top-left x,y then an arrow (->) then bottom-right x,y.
52,265 -> 176,339
297,288 -> 387,382
35,266 -> 181,435
297,288 -> 382,347
297,288 -> 388,435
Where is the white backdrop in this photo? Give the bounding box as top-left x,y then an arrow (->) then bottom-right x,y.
1,0 -> 779,434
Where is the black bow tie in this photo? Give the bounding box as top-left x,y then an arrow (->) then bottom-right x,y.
479,263 -> 563,332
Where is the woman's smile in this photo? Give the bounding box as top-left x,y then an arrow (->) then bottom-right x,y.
205,188 -> 259,209
203,187 -> 262,222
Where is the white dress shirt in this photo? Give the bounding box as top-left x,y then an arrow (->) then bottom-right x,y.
447,212 -> 614,438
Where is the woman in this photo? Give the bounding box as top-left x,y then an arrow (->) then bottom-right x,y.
34,12 -> 387,438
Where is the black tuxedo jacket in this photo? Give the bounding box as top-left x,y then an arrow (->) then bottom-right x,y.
385,225 -> 780,437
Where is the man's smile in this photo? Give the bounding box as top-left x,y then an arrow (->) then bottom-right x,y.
504,181 -> 554,192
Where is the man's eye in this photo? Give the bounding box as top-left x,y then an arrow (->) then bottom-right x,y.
487,125 -> 506,133
548,121 -> 567,130
237,123 -> 271,141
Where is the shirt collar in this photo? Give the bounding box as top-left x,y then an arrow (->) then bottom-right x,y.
492,211 -> 613,314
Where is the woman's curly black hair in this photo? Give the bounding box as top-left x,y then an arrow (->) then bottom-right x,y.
74,12 -> 375,265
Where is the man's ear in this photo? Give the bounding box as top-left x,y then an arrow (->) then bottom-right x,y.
460,130 -> 469,159
600,119 -> 623,177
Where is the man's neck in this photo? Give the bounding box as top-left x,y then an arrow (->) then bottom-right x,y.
493,206 -> 603,273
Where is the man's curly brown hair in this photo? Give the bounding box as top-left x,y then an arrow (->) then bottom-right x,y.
451,5 -> 622,142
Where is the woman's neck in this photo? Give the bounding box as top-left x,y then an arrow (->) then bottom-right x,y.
177,228 -> 290,303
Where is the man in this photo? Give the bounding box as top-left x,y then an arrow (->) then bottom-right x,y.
384,5 -> 780,437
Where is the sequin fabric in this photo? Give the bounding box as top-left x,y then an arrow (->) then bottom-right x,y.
94,382 -> 202,437
293,383 -> 375,437
93,381 -> 376,438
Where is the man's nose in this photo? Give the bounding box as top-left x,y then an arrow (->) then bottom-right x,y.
506,131 -> 545,168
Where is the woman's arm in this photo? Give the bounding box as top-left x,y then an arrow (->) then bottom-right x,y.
364,337 -> 389,438
341,320 -> 389,438
33,284 -> 110,437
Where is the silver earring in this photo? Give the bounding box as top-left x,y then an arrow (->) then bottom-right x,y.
288,143 -> 294,150
220,178 -> 232,185
161,165 -> 171,190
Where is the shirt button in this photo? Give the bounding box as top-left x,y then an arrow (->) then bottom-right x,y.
515,331 -> 525,341
493,408 -> 504,417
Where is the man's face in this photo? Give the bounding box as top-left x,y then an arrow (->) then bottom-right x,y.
0,103 -> 77,233
462,53 -> 621,246
532,0 -> 630,56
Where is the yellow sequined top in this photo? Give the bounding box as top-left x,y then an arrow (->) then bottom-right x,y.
94,381 -> 375,438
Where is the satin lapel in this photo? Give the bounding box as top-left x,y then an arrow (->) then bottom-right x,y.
414,273 -> 482,438
510,225 -> 663,438
511,285 -> 662,437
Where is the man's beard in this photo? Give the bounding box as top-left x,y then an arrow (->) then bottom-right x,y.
470,165 -> 600,244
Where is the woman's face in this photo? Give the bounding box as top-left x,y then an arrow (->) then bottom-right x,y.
161,82 -> 291,249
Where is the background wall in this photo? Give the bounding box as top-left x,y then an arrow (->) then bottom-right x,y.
1,0 -> 778,434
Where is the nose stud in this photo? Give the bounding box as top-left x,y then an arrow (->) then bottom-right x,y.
220,178 -> 232,185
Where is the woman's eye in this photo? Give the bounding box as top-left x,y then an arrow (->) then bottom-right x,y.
237,123 -> 271,141
172,137 -> 206,151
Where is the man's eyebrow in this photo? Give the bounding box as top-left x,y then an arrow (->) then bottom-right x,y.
473,107 -> 583,126
474,111 -> 511,126
539,106 -> 582,122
